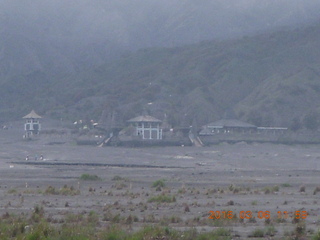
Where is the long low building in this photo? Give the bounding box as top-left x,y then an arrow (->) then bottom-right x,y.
257,127 -> 288,135
199,119 -> 257,135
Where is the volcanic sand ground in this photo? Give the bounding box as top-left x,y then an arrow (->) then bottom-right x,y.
1,126 -> 320,239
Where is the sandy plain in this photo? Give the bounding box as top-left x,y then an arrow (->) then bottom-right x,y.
1,124 -> 320,239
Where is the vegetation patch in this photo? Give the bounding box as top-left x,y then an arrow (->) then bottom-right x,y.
152,179 -> 166,188
44,185 -> 80,195
263,185 -> 279,194
281,183 -> 292,187
112,175 -> 126,181
148,194 -> 176,203
80,173 -> 101,181
249,228 -> 265,238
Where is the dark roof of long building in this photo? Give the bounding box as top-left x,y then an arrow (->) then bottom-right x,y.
23,110 -> 42,119
127,115 -> 162,123
204,119 -> 257,128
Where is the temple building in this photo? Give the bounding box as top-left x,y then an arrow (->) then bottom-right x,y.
23,110 -> 42,137
127,115 -> 162,140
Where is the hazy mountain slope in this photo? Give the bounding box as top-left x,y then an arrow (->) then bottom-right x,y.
33,21 -> 319,129
2,20 -> 320,128
1,0 -> 320,83
1,1 -> 320,124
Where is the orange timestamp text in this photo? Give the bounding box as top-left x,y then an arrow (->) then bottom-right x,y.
208,210 -> 308,220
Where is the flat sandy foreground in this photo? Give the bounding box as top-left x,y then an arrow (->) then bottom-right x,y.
1,128 -> 320,239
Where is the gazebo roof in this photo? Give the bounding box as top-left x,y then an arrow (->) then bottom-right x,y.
127,115 -> 162,123
23,110 -> 42,119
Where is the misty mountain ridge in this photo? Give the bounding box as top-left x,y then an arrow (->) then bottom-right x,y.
62,21 -> 320,129
2,21 -> 320,131
1,0 -> 320,81
1,1 -> 320,129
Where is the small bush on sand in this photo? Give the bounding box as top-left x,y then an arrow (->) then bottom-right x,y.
313,186 -> 320,195
44,185 -> 79,195
60,185 -> 80,196
312,229 -> 320,240
148,194 -> 176,203
112,175 -> 127,181
152,179 -> 166,188
265,225 -> 277,236
44,186 -> 58,195
249,228 -> 265,237
281,183 -> 291,187
299,185 -> 306,192
80,174 -> 101,181
263,185 -> 279,194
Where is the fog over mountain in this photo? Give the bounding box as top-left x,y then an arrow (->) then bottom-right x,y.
2,0 -> 320,46
1,0 -> 320,123
1,0 -> 320,76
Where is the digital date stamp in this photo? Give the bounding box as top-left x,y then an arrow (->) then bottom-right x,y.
208,210 -> 308,220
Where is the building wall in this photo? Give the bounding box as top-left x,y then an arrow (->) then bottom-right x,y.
134,122 -> 162,140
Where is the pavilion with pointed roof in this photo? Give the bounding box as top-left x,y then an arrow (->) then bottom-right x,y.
23,110 -> 42,137
127,115 -> 162,140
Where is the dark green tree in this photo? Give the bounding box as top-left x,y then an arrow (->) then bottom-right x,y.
290,117 -> 302,132
303,112 -> 319,131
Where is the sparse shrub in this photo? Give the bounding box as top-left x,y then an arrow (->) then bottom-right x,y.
169,215 -> 181,223
115,182 -> 127,190
34,205 -> 44,216
178,188 -> 186,194
152,179 -> 166,188
80,174 -> 101,181
265,225 -> 276,236
102,211 -> 113,222
294,221 -> 306,238
126,215 -> 133,224
312,229 -> 320,240
264,218 -> 272,225
273,185 -> 279,192
263,185 -> 279,194
59,185 -> 80,195
227,200 -> 234,206
31,205 -> 44,223
112,175 -> 126,181
214,227 -> 231,236
281,183 -> 291,187
112,214 -> 121,223
251,200 -> 258,205
44,186 -> 57,195
233,188 -> 239,194
65,213 -> 83,223
7,188 -> 17,194
249,228 -> 265,237
276,217 -> 287,223
44,185 -> 79,195
314,186 -> 320,195
184,204 -> 190,212
87,211 -> 99,224
299,185 -> 306,192
148,194 -> 176,203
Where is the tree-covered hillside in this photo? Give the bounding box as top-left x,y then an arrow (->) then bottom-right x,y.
2,21 -> 320,130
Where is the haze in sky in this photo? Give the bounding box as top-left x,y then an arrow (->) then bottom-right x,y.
1,0 -> 320,49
